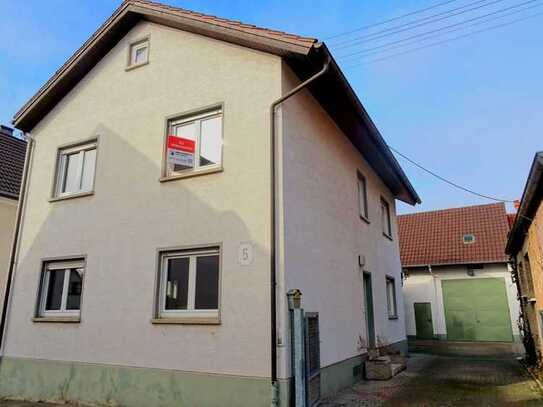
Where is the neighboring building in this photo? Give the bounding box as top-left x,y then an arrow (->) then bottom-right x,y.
0,125 -> 26,319
506,152 -> 543,366
399,203 -> 521,352
0,1 -> 419,406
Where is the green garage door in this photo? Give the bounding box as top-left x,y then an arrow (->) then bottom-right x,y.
442,278 -> 513,342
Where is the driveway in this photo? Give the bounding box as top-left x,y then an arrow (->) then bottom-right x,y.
1,355 -> 540,406
321,353 -> 543,406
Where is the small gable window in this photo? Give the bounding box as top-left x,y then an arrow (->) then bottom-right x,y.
128,38 -> 149,68
463,234 -> 475,244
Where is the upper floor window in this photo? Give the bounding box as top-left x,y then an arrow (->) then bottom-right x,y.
128,38 -> 149,68
54,140 -> 97,198
357,171 -> 369,221
164,108 -> 223,178
37,259 -> 84,319
381,198 -> 392,238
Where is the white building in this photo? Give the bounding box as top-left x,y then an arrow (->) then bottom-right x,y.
0,1 -> 419,406
399,203 -> 522,353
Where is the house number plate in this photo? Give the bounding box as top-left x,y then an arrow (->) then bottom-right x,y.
238,243 -> 254,266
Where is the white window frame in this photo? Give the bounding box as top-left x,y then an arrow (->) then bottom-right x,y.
128,38 -> 149,67
39,260 -> 85,318
357,172 -> 369,221
54,141 -> 97,198
386,276 -> 398,319
381,198 -> 392,238
165,109 -> 223,177
158,247 -> 220,320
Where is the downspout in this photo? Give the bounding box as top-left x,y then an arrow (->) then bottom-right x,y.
510,255 -> 537,364
269,57 -> 329,404
0,133 -> 33,352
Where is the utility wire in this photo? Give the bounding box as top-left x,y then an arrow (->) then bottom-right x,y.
388,145 -> 517,202
344,10 -> 543,67
339,0 -> 542,60
332,0 -> 503,48
333,0 -> 529,50
325,0 -> 460,41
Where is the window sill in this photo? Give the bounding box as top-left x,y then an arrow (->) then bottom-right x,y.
388,315 -> 399,320
32,316 -> 80,323
151,317 -> 220,325
125,61 -> 149,72
383,232 -> 393,241
159,166 -> 223,182
49,191 -> 94,202
359,215 -> 370,224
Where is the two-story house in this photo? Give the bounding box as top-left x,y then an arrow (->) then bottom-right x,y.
0,1 -> 419,406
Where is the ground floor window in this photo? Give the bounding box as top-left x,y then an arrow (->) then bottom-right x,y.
38,259 -> 84,318
157,246 -> 220,322
386,276 -> 398,319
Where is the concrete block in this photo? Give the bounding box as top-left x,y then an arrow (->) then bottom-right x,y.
365,359 -> 393,380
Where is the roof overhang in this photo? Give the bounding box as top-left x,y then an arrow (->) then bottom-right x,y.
403,259 -> 508,269
506,152 -> 543,255
12,0 -> 420,205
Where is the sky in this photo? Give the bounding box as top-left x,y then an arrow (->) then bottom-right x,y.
0,0 -> 541,214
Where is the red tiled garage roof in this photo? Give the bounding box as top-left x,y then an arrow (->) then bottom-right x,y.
398,203 -> 510,267
0,126 -> 26,200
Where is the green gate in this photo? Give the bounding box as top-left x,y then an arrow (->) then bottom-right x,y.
442,278 -> 513,342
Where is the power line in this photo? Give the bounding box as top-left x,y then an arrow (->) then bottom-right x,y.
338,0 -> 542,60
324,0 -> 461,41
332,0 -> 503,49
388,145 -> 516,202
344,10 -> 543,68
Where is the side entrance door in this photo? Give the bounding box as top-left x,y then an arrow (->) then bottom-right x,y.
414,302 -> 434,339
442,278 -> 513,342
363,272 -> 376,348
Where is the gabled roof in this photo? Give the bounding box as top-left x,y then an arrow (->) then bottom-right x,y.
0,126 -> 27,200
398,203 -> 510,267
506,152 -> 543,255
11,0 -> 420,205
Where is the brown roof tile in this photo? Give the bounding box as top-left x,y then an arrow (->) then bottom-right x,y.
128,0 -> 317,48
0,127 -> 26,199
398,203 -> 509,267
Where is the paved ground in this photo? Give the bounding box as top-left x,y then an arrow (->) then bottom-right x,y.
0,403 -> 77,407
1,354 -> 540,406
322,353 -> 543,406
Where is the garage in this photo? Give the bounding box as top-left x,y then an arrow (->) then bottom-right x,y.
442,278 -> 513,342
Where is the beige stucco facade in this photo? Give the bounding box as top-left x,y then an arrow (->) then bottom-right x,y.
4,21 -> 279,378
0,197 -> 17,320
277,66 -> 407,380
1,18 -> 410,407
